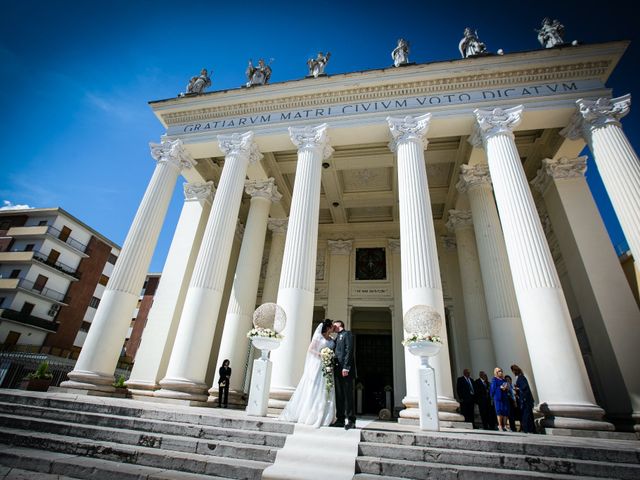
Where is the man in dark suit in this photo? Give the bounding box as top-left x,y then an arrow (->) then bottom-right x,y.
456,368 -> 476,427
511,364 -> 536,433
331,320 -> 356,430
475,371 -> 496,430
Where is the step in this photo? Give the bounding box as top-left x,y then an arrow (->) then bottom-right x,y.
0,390 -> 293,435
360,429 -> 640,464
0,413 -> 278,463
0,428 -> 269,479
358,441 -> 640,479
355,456 -> 605,479
0,402 -> 287,448
0,445 -> 231,480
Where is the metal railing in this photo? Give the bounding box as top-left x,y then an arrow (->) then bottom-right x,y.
0,308 -> 58,332
16,277 -> 69,303
31,250 -> 81,279
45,225 -> 88,253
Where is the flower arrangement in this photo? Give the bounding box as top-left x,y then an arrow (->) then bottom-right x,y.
246,327 -> 283,339
320,347 -> 335,395
26,361 -> 53,380
401,333 -> 442,346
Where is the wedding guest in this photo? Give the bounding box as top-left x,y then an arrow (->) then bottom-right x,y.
511,364 -> 536,433
504,375 -> 519,432
490,367 -> 511,431
474,371 -> 496,430
456,368 -> 476,427
218,359 -> 231,408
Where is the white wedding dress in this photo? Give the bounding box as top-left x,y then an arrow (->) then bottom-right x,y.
279,323 -> 336,428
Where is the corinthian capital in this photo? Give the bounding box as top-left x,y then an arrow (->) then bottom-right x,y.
245,178 -> 282,203
327,239 -> 353,255
531,156 -> 587,194
289,124 -> 333,159
386,113 -> 431,151
456,163 -> 492,193
561,95 -> 631,140
218,131 -> 262,164
149,138 -> 195,170
469,105 -> 524,147
267,217 -> 288,234
183,181 -> 215,203
446,210 -> 473,232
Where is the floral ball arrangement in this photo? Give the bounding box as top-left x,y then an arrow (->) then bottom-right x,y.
247,303 -> 286,339
402,305 -> 443,346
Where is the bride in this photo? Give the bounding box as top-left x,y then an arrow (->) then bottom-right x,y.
280,319 -> 336,427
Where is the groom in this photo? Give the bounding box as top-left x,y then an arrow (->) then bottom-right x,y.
331,320 -> 356,430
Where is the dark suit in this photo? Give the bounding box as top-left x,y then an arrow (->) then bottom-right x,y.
456,376 -> 476,426
334,329 -> 355,424
515,374 -> 535,433
474,377 -> 496,429
218,366 -> 231,407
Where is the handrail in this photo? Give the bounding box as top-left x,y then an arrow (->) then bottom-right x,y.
9,249 -> 81,279
16,277 -> 69,303
45,225 -> 88,253
0,308 -> 59,332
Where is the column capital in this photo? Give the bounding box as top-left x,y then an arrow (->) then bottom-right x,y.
469,105 -> 524,148
183,181 -> 215,203
386,113 -> 431,152
446,210 -> 473,232
561,95 -> 631,140
218,131 -> 262,164
531,156 -> 588,194
387,238 -> 401,254
267,217 -> 288,234
288,123 -> 334,159
440,235 -> 457,251
456,163 -> 492,193
149,138 -> 196,171
245,178 -> 282,203
327,239 -> 353,255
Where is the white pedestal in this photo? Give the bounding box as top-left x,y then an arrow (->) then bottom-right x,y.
246,357 -> 272,417
418,357 -> 439,431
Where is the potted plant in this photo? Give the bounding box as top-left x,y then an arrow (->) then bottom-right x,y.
20,361 -> 53,391
112,374 -> 128,396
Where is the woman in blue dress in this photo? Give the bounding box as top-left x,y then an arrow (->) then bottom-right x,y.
490,367 -> 511,431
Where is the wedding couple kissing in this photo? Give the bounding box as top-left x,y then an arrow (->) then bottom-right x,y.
280,319 -> 356,430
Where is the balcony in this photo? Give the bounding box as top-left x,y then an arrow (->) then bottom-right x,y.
0,308 -> 59,333
0,277 -> 69,305
0,250 -> 80,280
7,225 -> 88,254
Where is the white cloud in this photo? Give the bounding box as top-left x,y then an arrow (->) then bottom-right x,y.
0,200 -> 33,210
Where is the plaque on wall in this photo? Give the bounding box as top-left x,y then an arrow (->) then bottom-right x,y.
355,248 -> 386,280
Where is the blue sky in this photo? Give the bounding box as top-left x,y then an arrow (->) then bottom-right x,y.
1,0 -> 637,271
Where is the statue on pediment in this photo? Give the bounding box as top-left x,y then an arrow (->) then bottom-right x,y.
391,38 -> 410,67
536,17 -> 565,48
307,52 -> 331,78
459,28 -> 487,58
246,58 -> 273,87
180,68 -> 212,96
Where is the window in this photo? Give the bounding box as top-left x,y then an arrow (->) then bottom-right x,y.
107,253 -> 118,265
80,321 -> 92,332
9,269 -> 21,279
98,274 -> 109,286
38,220 -> 48,226
355,248 -> 387,280
89,296 -> 100,309
24,244 -> 35,252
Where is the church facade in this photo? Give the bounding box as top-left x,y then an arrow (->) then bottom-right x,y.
61,40 -> 640,433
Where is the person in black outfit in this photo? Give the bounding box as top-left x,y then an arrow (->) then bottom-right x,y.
475,370 -> 497,430
456,368 -> 476,427
218,359 -> 231,408
511,364 -> 536,433
330,320 -> 356,430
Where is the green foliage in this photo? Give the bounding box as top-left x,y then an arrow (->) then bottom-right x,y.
113,374 -> 126,388
26,361 -> 53,380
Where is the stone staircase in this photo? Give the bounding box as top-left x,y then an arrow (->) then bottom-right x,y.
354,425 -> 640,479
0,389 -> 293,479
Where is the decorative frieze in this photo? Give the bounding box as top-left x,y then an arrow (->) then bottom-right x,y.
327,239 -> 353,255
387,238 -> 401,254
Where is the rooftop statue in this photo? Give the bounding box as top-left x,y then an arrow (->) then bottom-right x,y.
459,28 -> 487,58
391,38 -> 410,67
180,68 -> 211,96
246,58 -> 272,87
536,17 -> 565,48
307,52 -> 331,78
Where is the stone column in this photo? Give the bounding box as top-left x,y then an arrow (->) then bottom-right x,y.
561,95 -> 640,266
457,163 -> 536,393
261,218 -> 288,303
471,105 -> 611,430
446,210 -> 495,374
532,156 -> 640,430
387,114 -> 462,423
156,132 -> 261,402
211,178 -> 281,403
62,139 -> 194,392
270,124 -> 333,403
326,240 -> 353,321
388,239 -> 407,409
127,182 -> 214,395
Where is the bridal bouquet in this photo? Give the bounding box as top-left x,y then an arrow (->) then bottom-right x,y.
401,333 -> 442,346
320,347 -> 335,394
246,327 -> 283,339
